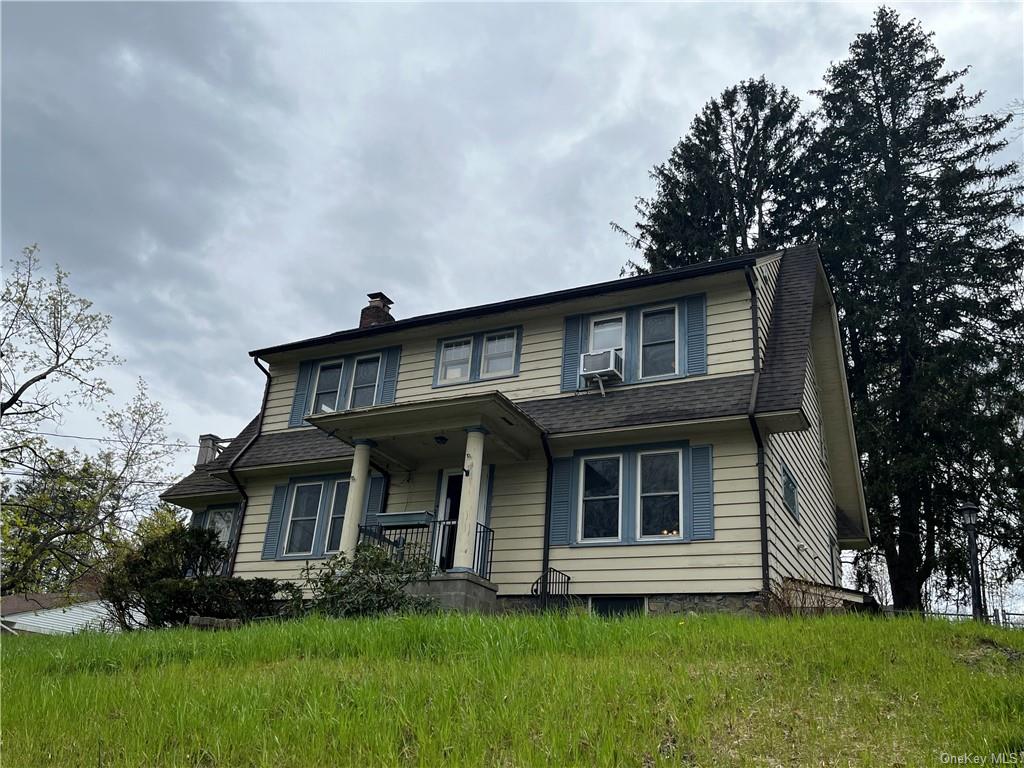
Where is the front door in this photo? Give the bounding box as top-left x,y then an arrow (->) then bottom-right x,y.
437,472 -> 463,570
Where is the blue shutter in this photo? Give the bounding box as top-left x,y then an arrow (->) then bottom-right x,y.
362,475 -> 386,526
689,445 -> 714,540
262,484 -> 290,559
288,361 -> 315,427
549,457 -> 573,545
190,509 -> 208,529
561,316 -> 583,392
378,347 -> 401,405
625,309 -> 640,383
685,295 -> 707,375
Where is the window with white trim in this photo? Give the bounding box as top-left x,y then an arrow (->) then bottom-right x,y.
590,315 -> 624,353
311,362 -> 344,414
349,355 -> 381,409
284,483 -> 322,555
640,306 -> 677,378
481,329 -> 517,378
325,480 -> 349,553
638,450 -> 682,537
439,338 -> 473,383
204,505 -> 236,547
579,455 -> 621,541
781,463 -> 799,520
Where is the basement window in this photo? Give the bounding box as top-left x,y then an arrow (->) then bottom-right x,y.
591,596 -> 645,617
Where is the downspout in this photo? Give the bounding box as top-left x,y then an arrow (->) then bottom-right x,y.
539,431 -> 554,608
744,267 -> 771,593
224,355 -> 272,575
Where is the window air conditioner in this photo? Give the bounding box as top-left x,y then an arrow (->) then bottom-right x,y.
580,349 -> 624,395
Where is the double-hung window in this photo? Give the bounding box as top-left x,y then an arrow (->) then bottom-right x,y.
324,480 -> 349,553
579,455 -> 621,541
640,306 -> 677,378
284,483 -> 323,555
481,329 -> 517,378
590,315 -> 624,354
348,355 -> 381,409
311,362 -> 344,414
638,450 -> 682,537
439,338 -> 473,383
782,464 -> 799,520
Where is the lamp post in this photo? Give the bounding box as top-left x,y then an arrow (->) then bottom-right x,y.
958,503 -> 984,622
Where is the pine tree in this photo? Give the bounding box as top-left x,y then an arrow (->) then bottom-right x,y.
805,7 -> 1024,610
615,77 -> 813,272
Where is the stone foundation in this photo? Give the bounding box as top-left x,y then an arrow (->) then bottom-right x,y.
646,592 -> 765,616
407,571 -> 498,613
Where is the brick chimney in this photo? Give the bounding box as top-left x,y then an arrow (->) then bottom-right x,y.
359,292 -> 395,329
196,434 -> 221,465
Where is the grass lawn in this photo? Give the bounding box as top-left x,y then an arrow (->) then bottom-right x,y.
3,613 -> 1023,767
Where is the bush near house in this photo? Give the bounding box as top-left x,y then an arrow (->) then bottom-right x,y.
5,613 -> 1023,767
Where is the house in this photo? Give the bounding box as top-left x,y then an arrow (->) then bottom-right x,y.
162,244 -> 871,615
1,592 -> 111,635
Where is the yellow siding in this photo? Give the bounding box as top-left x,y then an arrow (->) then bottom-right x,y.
261,281 -> 755,427
755,256 -> 782,368
232,477 -> 309,582
765,349 -> 837,586
547,424 -> 762,596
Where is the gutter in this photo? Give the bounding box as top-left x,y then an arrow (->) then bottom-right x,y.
539,432 -> 554,608
224,355 -> 272,576
744,266 -> 771,593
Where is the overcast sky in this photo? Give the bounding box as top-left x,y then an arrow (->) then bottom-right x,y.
3,1 -> 1021,478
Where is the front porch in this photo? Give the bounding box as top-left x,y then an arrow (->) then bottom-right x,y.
306,392 -> 546,602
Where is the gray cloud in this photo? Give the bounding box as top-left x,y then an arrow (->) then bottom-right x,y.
3,1 -> 1020,475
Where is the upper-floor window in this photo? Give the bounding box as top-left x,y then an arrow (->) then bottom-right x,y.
284,482 -> 323,555
640,306 -> 677,378
349,355 -> 381,408
311,361 -> 344,414
439,338 -> 473,383
481,329 -> 517,378
782,463 -> 799,520
638,450 -> 682,538
579,455 -> 621,542
590,315 -> 624,353
434,326 -> 522,387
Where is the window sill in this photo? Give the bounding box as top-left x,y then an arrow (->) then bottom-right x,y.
563,537 -> 696,548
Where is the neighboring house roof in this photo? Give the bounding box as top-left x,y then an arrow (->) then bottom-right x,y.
250,250 -> 762,359
755,243 -> 819,414
0,591 -> 93,616
519,374 -> 753,435
2,599 -> 112,635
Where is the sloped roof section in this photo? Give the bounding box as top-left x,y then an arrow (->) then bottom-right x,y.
518,374 -> 753,434
160,417 -> 259,502
755,243 -> 820,414
228,427 -> 353,469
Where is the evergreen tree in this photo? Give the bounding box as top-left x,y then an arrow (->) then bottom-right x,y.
805,8 -> 1024,610
615,77 -> 813,271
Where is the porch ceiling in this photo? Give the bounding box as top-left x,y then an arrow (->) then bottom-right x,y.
306,392 -> 546,470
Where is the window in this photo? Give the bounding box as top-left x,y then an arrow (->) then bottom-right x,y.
204,505 -> 235,547
439,338 -> 473,383
591,596 -> 645,617
284,483 -> 322,555
590,315 -> 624,353
640,307 -> 676,378
579,455 -> 621,541
348,355 -> 380,409
481,330 -> 517,378
311,362 -> 344,414
638,451 -> 681,537
325,480 -> 349,553
782,464 -> 799,520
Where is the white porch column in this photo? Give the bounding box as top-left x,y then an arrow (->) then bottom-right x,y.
339,440 -> 374,559
452,427 -> 487,572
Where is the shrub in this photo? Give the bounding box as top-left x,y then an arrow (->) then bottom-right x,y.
101,525 -> 299,629
300,543 -> 435,618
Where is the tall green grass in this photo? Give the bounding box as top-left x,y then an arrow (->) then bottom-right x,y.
3,613 -> 1022,766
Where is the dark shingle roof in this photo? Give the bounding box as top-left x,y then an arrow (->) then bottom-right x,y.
228,427 -> 352,469
161,418 -> 258,502
755,243 -> 819,414
518,374 -> 754,434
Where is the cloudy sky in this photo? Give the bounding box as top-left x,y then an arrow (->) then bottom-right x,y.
3,1 -> 1021,478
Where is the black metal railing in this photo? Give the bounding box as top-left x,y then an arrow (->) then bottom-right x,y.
358,519 -> 494,581
531,567 -> 571,608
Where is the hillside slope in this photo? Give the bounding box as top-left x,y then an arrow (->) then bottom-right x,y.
4,613 -> 1022,766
